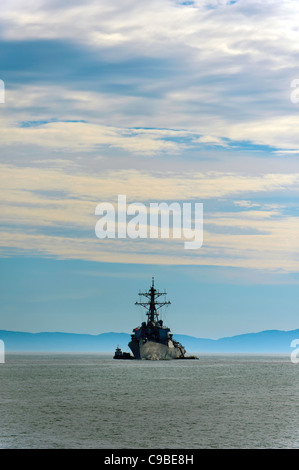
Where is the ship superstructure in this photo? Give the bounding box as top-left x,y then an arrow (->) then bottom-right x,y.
128,277 -> 186,360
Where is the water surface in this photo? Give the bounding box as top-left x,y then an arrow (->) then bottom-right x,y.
0,353 -> 298,448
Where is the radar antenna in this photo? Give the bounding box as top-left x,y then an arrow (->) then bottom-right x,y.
135,277 -> 171,323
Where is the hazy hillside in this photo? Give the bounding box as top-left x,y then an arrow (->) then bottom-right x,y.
0,328 -> 298,354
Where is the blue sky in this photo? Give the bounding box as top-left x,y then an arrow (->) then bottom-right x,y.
1,0 -> 299,338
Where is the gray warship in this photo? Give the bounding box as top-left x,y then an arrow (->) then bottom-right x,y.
127,277 -> 188,360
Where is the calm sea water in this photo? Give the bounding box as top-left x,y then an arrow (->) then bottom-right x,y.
0,353 -> 298,449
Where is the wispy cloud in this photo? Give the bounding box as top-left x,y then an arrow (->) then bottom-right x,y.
0,121 -> 186,154
1,164 -> 299,202
1,0 -> 299,151
1,163 -> 299,271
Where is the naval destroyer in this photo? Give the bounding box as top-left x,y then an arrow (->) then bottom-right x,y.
122,277 -> 191,360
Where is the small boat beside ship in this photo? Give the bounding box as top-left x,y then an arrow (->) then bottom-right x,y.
113,346 -> 135,360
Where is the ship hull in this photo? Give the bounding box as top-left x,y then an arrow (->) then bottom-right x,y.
128,339 -> 185,360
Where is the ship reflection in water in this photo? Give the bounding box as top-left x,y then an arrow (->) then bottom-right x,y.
114,277 -> 197,360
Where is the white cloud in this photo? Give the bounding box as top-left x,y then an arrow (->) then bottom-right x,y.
1,163 -> 299,271
1,0 -> 299,273
193,135 -> 229,147
233,200 -> 260,209
0,121 -> 184,155
1,164 -> 299,203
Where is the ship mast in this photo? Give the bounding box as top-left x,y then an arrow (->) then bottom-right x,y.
135,277 -> 171,323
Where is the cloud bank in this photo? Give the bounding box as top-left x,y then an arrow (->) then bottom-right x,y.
1,0 -> 299,272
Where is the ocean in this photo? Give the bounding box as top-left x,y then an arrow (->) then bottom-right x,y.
0,353 -> 298,449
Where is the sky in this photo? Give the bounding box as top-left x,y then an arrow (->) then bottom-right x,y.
1,0 -> 299,339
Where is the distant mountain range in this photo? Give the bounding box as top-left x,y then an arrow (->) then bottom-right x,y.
0,329 -> 298,354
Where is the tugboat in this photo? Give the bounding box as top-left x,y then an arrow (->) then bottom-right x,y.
128,278 -> 195,360
113,346 -> 134,360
